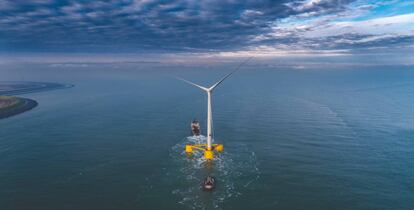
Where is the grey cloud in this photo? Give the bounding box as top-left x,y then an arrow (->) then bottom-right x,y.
1,0 -> 411,54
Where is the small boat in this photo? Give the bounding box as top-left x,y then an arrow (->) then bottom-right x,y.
202,176 -> 216,191
191,119 -> 201,136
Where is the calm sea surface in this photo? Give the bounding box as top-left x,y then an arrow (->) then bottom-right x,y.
1,63 -> 413,209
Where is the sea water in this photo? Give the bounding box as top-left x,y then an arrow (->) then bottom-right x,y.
0,62 -> 413,209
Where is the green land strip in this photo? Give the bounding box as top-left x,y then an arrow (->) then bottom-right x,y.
0,96 -> 38,119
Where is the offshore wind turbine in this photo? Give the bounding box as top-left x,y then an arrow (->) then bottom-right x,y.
178,58 -> 252,160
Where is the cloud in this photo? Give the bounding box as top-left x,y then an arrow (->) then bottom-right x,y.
286,0 -> 342,13
304,13 -> 414,37
249,3 -> 414,54
0,0 -> 14,10
0,0 -> 412,56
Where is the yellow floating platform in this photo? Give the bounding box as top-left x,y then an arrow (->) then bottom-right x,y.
185,143 -> 224,160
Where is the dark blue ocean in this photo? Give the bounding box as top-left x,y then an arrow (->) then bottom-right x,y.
1,62 -> 413,209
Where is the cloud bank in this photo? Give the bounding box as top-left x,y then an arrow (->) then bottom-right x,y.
0,0 -> 413,56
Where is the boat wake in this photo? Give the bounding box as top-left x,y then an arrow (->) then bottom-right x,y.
167,135 -> 260,209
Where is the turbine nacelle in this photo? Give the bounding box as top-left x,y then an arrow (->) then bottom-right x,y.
177,57 -> 253,94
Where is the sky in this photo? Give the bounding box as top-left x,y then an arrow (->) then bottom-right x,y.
0,0 -> 413,61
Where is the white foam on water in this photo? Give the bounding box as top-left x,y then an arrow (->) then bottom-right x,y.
168,135 -> 260,209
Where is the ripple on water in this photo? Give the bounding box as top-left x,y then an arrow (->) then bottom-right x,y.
166,135 -> 260,209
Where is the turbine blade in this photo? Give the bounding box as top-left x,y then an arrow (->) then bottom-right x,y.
175,76 -> 209,92
209,57 -> 253,91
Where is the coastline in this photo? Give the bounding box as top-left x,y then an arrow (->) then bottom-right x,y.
0,81 -> 73,119
0,82 -> 73,96
0,96 -> 38,119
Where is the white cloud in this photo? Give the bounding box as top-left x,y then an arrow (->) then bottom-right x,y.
285,0 -> 339,13
255,12 -> 414,44
304,13 -> 414,37
292,0 -> 325,12
61,2 -> 83,14
212,45 -> 351,58
242,9 -> 264,17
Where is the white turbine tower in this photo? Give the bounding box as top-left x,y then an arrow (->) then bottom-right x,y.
178,58 -> 252,160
